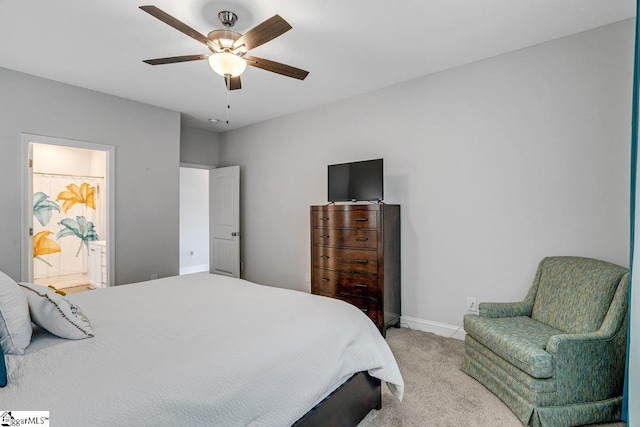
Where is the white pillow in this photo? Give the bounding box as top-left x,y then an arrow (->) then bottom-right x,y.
0,271 -> 32,354
19,283 -> 94,340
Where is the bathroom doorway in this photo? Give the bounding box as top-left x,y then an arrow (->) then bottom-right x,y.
21,134 -> 115,289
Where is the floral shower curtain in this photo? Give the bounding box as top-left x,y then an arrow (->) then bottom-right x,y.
32,174 -> 103,279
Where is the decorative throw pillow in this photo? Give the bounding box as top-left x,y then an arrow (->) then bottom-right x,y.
0,271 -> 32,355
18,283 -> 94,340
0,352 -> 6,387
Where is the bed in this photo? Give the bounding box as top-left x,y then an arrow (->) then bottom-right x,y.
0,272 -> 404,426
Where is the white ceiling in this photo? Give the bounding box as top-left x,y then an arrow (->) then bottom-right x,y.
0,0 -> 635,132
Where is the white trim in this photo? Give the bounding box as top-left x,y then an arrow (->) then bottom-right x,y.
21,133 -> 116,287
400,315 -> 467,341
179,264 -> 210,275
180,162 -> 215,170
20,139 -> 32,283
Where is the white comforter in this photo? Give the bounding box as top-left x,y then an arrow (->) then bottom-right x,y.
1,273 -> 403,426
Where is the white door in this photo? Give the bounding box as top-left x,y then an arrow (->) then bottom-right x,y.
209,166 -> 240,278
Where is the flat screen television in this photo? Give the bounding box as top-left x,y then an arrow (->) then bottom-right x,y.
328,158 -> 383,202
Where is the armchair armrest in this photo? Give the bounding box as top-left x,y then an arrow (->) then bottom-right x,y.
545,276 -> 628,405
479,301 -> 532,318
546,327 -> 626,405
479,282 -> 537,318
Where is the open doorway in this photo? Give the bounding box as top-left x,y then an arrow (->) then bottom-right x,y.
21,134 -> 115,291
179,165 -> 240,278
179,166 -> 210,274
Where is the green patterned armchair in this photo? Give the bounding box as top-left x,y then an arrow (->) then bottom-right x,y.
462,256 -> 629,427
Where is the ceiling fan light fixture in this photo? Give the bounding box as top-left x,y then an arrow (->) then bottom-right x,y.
208,52 -> 247,77
207,29 -> 243,53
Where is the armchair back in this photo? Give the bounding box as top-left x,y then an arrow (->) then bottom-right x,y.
530,257 -> 628,334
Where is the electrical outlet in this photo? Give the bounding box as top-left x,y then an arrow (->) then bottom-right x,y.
467,297 -> 478,313
304,272 -> 311,283
151,273 -> 159,280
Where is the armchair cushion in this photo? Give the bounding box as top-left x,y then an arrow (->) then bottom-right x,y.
464,315 -> 562,378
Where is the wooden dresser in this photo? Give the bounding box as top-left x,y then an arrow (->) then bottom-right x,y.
310,204 -> 401,335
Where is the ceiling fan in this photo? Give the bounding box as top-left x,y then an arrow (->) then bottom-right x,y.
139,5 -> 309,91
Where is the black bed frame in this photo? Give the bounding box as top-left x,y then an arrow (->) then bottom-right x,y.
292,372 -> 382,427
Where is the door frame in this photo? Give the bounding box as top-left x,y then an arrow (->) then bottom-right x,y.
20,133 -> 116,286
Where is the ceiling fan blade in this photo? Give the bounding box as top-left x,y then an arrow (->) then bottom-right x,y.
245,56 -> 309,80
224,75 -> 242,90
143,54 -> 208,65
140,5 -> 210,46
233,15 -> 292,51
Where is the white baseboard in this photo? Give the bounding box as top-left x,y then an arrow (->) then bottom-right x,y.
179,264 -> 209,275
400,315 -> 467,341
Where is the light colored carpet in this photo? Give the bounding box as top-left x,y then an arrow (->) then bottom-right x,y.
358,327 -> 626,427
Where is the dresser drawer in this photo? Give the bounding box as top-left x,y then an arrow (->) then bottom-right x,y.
312,228 -> 377,249
339,294 -> 380,325
312,268 -> 378,298
313,246 -> 377,274
312,209 -> 378,229
314,289 -> 380,324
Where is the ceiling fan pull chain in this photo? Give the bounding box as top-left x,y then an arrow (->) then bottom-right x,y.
226,88 -> 230,125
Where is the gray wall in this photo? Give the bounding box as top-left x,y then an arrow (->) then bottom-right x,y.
219,20 -> 633,331
0,67 -> 181,285
180,125 -> 220,167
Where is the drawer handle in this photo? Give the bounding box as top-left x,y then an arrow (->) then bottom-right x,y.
355,237 -> 369,241
360,308 -> 369,313
321,255 -> 330,259
320,217 -> 330,221
320,235 -> 330,238
355,218 -> 369,222
321,278 -> 330,282
354,284 -> 368,288
355,259 -> 369,264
